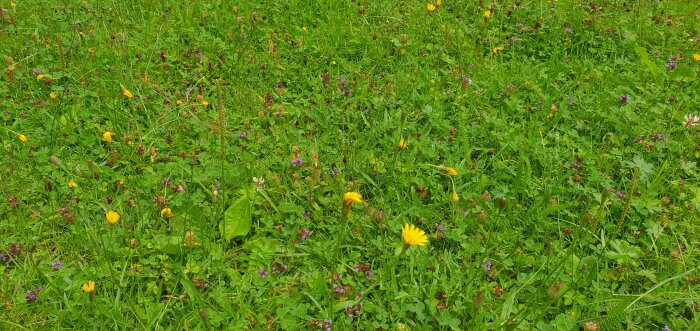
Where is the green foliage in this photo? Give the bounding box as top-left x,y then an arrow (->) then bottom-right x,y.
1,0 -> 699,330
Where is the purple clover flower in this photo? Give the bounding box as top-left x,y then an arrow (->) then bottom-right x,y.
257,268 -> 269,278
619,94 -> 629,104
291,158 -> 303,167
237,132 -> 247,139
161,177 -> 172,186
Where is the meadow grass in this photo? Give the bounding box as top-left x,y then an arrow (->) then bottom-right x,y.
2,0 -> 700,330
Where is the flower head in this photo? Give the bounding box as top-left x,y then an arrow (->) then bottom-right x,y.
68,180 -> 78,188
106,211 -> 120,225
161,208 -> 173,219
102,131 -> 114,143
51,260 -> 63,271
452,192 -> 459,202
202,101 -> 209,108
443,167 -> 458,176
36,74 -> 45,80
483,10 -> 491,19
18,134 -> 27,143
26,288 -> 41,302
81,280 -> 95,293
343,192 -> 363,207
402,224 -> 429,247
253,177 -> 265,191
427,3 -> 436,12
123,89 -> 134,99
397,139 -> 407,149
684,114 -> 699,128
694,54 -> 700,62
493,46 -> 504,53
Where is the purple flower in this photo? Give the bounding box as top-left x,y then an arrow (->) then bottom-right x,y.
619,94 -> 629,104
257,268 -> 269,278
302,210 -> 311,219
172,185 -> 184,193
668,57 -> 677,70
161,177 -> 172,186
330,166 -> 342,176
299,229 -> 312,241
678,244 -> 686,252
291,158 -> 303,167
678,180 -> 685,187
0,254 -> 8,262
570,161 -> 581,170
461,74 -> 472,86
321,319 -> 332,331
26,287 -> 41,303
650,133 -> 665,141
51,260 -> 63,271
435,223 -> 446,232
564,27 -> 573,34
515,23 -> 524,29
237,132 -> 247,139
482,259 -> 493,271
663,326 -> 671,331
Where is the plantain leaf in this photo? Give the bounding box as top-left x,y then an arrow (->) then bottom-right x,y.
220,191 -> 252,240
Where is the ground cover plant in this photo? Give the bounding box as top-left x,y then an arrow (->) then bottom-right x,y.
1,0 -> 700,330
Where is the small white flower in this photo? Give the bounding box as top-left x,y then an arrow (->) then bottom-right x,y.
253,177 -> 265,191
684,114 -> 699,128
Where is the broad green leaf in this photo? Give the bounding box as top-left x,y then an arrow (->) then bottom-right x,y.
220,191 -> 252,240
635,46 -> 658,77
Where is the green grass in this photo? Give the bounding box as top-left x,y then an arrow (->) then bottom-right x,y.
2,0 -> 700,330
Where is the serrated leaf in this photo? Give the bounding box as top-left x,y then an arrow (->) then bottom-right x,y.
220,191 -> 252,240
627,155 -> 654,179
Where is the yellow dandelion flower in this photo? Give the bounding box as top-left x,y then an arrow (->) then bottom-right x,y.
343,192 -> 363,207
202,101 -> 209,108
18,134 -> 27,143
694,53 -> 700,62
106,211 -> 120,225
436,0 -> 442,7
452,192 -> 459,202
102,131 -> 113,143
123,89 -> 134,99
443,167 -> 458,176
49,92 -> 57,100
427,3 -> 436,12
161,207 -> 173,219
342,192 -> 363,218
402,224 -> 429,247
68,180 -> 78,188
484,10 -> 491,19
176,100 -> 183,105
493,46 -> 504,53
398,138 -> 407,149
81,280 -> 95,293
10,2 -> 16,9
36,74 -> 45,80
